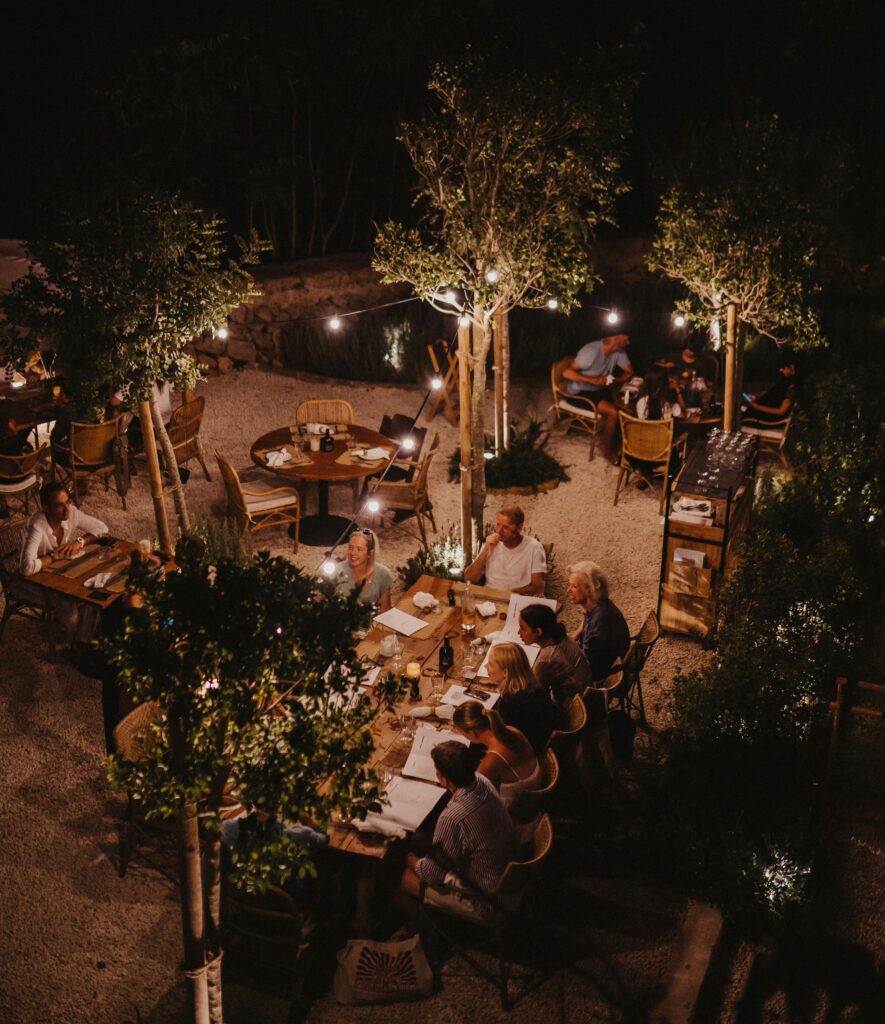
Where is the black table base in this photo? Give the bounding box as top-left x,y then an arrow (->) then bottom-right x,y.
293,514 -> 356,548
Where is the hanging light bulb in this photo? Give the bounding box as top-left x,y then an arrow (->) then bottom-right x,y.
401,437 -> 416,452
444,289 -> 457,304
458,315 -> 470,328
216,325 -> 229,340
673,314 -> 686,328
607,310 -> 619,325
546,298 -> 559,310
485,269 -> 499,284
329,316 -> 342,330
321,556 -> 337,577
366,498 -> 381,514
431,376 -> 443,391
483,451 -> 494,460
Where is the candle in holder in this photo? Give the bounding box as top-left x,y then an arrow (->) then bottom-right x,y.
405,661 -> 421,700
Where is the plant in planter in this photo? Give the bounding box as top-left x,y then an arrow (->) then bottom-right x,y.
447,420 -> 570,494
397,523 -> 465,591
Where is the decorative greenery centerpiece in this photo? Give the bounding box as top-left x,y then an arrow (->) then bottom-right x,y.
447,420 -> 569,494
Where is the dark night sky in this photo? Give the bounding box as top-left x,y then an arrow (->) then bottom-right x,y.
2,0 -> 883,243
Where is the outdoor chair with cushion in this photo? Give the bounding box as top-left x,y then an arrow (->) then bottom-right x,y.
0,516 -> 55,659
216,450 -> 300,552
420,813 -> 554,1009
614,412 -> 687,515
740,404 -> 796,471
367,432 -> 439,549
294,399 -> 353,429
163,395 -> 212,481
550,356 -> 600,459
0,444 -> 47,517
51,416 -> 129,509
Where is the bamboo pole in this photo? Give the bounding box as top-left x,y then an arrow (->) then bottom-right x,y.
492,311 -> 504,456
151,396 -> 191,535
139,399 -> 173,555
723,303 -> 737,432
458,319 -> 474,564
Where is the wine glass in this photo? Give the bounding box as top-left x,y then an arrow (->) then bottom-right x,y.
423,667 -> 443,706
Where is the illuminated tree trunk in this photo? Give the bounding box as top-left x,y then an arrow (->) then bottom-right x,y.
204,813 -> 224,1024
724,302 -> 738,431
151,394 -> 191,536
469,311 -> 489,544
458,320 -> 475,562
492,310 -> 511,454
139,400 -> 173,555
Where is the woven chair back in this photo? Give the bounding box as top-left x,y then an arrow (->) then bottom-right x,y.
412,432 -> 440,496
0,444 -> 47,481
619,413 -> 674,465
0,517 -> 27,578
551,356 -> 572,399
113,701 -> 162,762
295,399 -> 353,427
167,398 -> 205,459
70,419 -> 119,467
494,813 -> 553,895
215,451 -> 248,519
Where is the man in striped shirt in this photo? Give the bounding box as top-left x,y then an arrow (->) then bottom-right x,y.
398,741 -> 517,921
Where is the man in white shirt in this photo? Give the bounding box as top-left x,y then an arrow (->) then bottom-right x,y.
464,505 -> 546,595
20,481 -> 108,577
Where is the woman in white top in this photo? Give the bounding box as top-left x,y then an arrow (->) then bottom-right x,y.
452,702 -> 541,808
635,365 -> 686,421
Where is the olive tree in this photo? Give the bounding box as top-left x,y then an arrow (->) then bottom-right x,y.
105,552 -> 404,1024
373,56 -> 631,559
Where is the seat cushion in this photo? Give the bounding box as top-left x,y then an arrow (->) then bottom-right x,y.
245,493 -> 299,514
557,399 -> 597,420
741,426 -> 784,442
0,474 -> 37,493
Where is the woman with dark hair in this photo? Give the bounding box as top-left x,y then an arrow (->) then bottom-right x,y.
518,603 -> 593,707
744,354 -> 798,423
636,365 -> 686,421
486,642 -> 557,753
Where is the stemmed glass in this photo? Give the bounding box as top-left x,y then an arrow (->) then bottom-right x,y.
423,667 -> 443,706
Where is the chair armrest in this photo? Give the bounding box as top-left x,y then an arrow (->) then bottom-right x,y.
557,389 -> 597,411
241,485 -> 300,498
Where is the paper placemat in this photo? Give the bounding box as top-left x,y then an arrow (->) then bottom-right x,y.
59,549 -> 111,579
69,551 -> 130,583
256,444 -> 313,467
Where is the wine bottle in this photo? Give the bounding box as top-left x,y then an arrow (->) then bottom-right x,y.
438,634 -> 454,675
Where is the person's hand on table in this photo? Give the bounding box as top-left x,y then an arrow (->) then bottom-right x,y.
53,537 -> 87,561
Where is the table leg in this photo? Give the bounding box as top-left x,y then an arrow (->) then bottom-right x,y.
294,480 -> 358,547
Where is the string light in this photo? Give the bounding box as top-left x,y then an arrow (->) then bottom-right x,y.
329,316 -> 342,331
607,310 -> 620,325
431,376 -> 443,391
216,326 -> 229,340
365,499 -> 381,514
673,314 -> 686,328
443,289 -> 457,304
485,269 -> 499,284
483,451 -> 494,460
546,298 -> 559,310
458,315 -> 470,328
401,437 -> 416,452
321,557 -> 337,577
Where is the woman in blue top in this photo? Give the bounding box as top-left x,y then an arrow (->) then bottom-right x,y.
334,527 -> 393,611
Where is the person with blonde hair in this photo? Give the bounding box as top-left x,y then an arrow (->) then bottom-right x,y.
567,559 -> 629,681
453,701 -> 541,810
486,642 -> 557,753
464,504 -> 547,595
332,527 -> 392,611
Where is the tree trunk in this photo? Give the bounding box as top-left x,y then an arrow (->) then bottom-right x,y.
139,399 -> 173,555
735,320 -> 746,431
204,823 -> 224,1024
724,302 -> 738,432
468,309 -> 490,548
457,320 -> 475,563
151,394 -> 191,536
500,311 -> 511,450
492,312 -> 504,456
177,800 -> 210,1024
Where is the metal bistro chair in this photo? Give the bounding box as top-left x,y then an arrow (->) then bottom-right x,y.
0,444 -> 48,516
614,412 -> 686,515
294,399 -> 353,430
420,813 -> 554,1009
740,404 -> 797,471
368,432 -> 440,549
619,610 -> 661,725
51,416 -> 129,509
0,516 -> 55,658
216,450 -> 300,552
546,692 -> 588,754
164,395 -> 212,481
550,356 -> 600,459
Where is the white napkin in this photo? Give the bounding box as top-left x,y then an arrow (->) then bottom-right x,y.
356,447 -> 389,461
476,601 -> 497,617
351,815 -> 407,840
265,449 -> 291,467
84,572 -> 112,588
412,591 -> 439,611
305,422 -> 330,435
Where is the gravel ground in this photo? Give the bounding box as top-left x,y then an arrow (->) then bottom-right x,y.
0,366 -> 712,1023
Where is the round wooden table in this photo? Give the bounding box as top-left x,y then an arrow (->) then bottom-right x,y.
250,425 -> 394,547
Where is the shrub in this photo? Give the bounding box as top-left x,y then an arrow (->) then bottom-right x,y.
397,524 -> 465,591
447,420 -> 570,491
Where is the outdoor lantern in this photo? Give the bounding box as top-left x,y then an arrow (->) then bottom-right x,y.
674,314 -> 686,328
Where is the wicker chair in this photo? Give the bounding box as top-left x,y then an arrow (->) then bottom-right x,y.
367,432 -> 439,548
216,451 -> 300,551
374,414 -> 428,483
420,813 -> 554,1009
0,444 -> 47,516
51,416 -> 129,509
740,404 -> 796,471
163,396 -> 212,481
294,399 -> 353,429
614,412 -> 686,515
619,610 -> 661,724
550,356 -> 600,459
509,747 -> 559,825
0,516 -> 55,658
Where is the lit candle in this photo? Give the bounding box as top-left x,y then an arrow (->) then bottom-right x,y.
405,661 -> 421,700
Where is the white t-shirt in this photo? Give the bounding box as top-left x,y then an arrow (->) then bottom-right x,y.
484,535 -> 547,592
636,395 -> 682,421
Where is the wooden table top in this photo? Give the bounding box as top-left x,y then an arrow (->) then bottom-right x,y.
0,378 -> 66,428
330,574 -> 514,858
250,424 -> 395,483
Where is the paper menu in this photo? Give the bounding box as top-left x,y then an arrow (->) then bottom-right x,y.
439,683 -> 501,711
362,776 -> 446,832
373,607 -> 427,637
402,724 -> 469,783
502,593 -> 558,638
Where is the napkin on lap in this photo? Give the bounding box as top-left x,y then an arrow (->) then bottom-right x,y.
476,601 -> 497,617
84,572 -> 112,588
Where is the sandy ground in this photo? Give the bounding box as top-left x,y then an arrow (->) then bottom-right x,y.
0,366 -> 710,1023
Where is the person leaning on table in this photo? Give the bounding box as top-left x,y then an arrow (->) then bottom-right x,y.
20,481 -> 108,576
464,504 -> 547,596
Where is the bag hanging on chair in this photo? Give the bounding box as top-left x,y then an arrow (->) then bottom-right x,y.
332,933 -> 434,1005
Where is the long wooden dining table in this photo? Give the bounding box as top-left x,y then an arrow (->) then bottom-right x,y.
25,537 -> 148,609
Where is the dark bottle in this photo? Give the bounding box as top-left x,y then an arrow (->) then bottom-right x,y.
438,634 -> 454,675
320,428 -> 334,453
447,586 -> 456,607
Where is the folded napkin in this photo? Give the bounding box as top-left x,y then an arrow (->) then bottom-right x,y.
356,446 -> 389,461
351,815 -> 406,840
265,448 -> 291,467
476,601 -> 497,617
84,572 -> 112,589
412,591 -> 439,611
304,422 -> 330,435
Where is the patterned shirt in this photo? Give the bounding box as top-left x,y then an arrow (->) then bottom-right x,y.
414,775 -> 516,902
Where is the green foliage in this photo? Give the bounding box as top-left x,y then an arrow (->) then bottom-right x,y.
448,420 -> 570,491
396,523 -> 465,591
1,193 -> 265,421
647,116 -> 835,349
184,516 -> 252,565
648,367 -> 883,931
105,553 -> 406,892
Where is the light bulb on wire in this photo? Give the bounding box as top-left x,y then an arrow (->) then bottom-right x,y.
485,269 -> 499,284
329,316 -> 342,331
365,499 -> 381,514
546,298 -> 559,310
606,310 -> 619,325
444,289 -> 457,304
673,314 -> 686,328
431,376 -> 443,391
321,557 -> 337,577
458,315 -> 470,328
216,325 -> 229,340
401,437 -> 416,452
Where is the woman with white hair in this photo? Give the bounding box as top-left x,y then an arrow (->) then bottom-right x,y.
333,527 -> 392,611
566,560 -> 630,681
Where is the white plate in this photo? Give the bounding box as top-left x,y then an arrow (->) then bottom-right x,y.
434,704 -> 455,721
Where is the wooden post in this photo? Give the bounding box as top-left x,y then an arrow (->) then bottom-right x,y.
458,320 -> 474,564
492,312 -> 504,456
723,303 -> 737,432
139,399 -> 173,555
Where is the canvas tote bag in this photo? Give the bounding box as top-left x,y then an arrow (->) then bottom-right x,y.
332,933 -> 433,1005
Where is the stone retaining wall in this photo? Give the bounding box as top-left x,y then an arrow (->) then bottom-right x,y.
191,251 -> 408,374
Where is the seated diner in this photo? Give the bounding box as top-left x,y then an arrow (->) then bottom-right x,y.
464,504 -> 546,596
486,642 -> 558,754
744,353 -> 797,422
20,481 -> 108,577
635,365 -> 686,421
567,560 -> 630,682
333,527 -> 392,612
517,602 -> 594,708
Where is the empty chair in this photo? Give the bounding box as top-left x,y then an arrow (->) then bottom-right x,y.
294,399 -> 353,428
375,414 -> 428,482
614,412 -> 686,515
740,405 -> 796,471
620,610 -> 661,724
216,450 -> 300,551
550,356 -> 600,459
0,516 -> 55,658
163,395 -> 212,481
51,416 -> 129,509
0,444 -> 47,517
367,432 -> 439,548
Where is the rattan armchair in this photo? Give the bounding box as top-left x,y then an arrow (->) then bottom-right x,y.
0,516 -> 55,658
294,399 -> 353,428
216,451 -> 300,551
550,356 -> 600,459
740,404 -> 796,471
0,444 -> 47,516
614,412 -> 686,514
367,432 -> 439,548
164,395 -> 212,480
52,416 -> 129,509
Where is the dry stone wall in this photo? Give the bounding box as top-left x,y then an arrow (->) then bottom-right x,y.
191,251 -> 408,374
